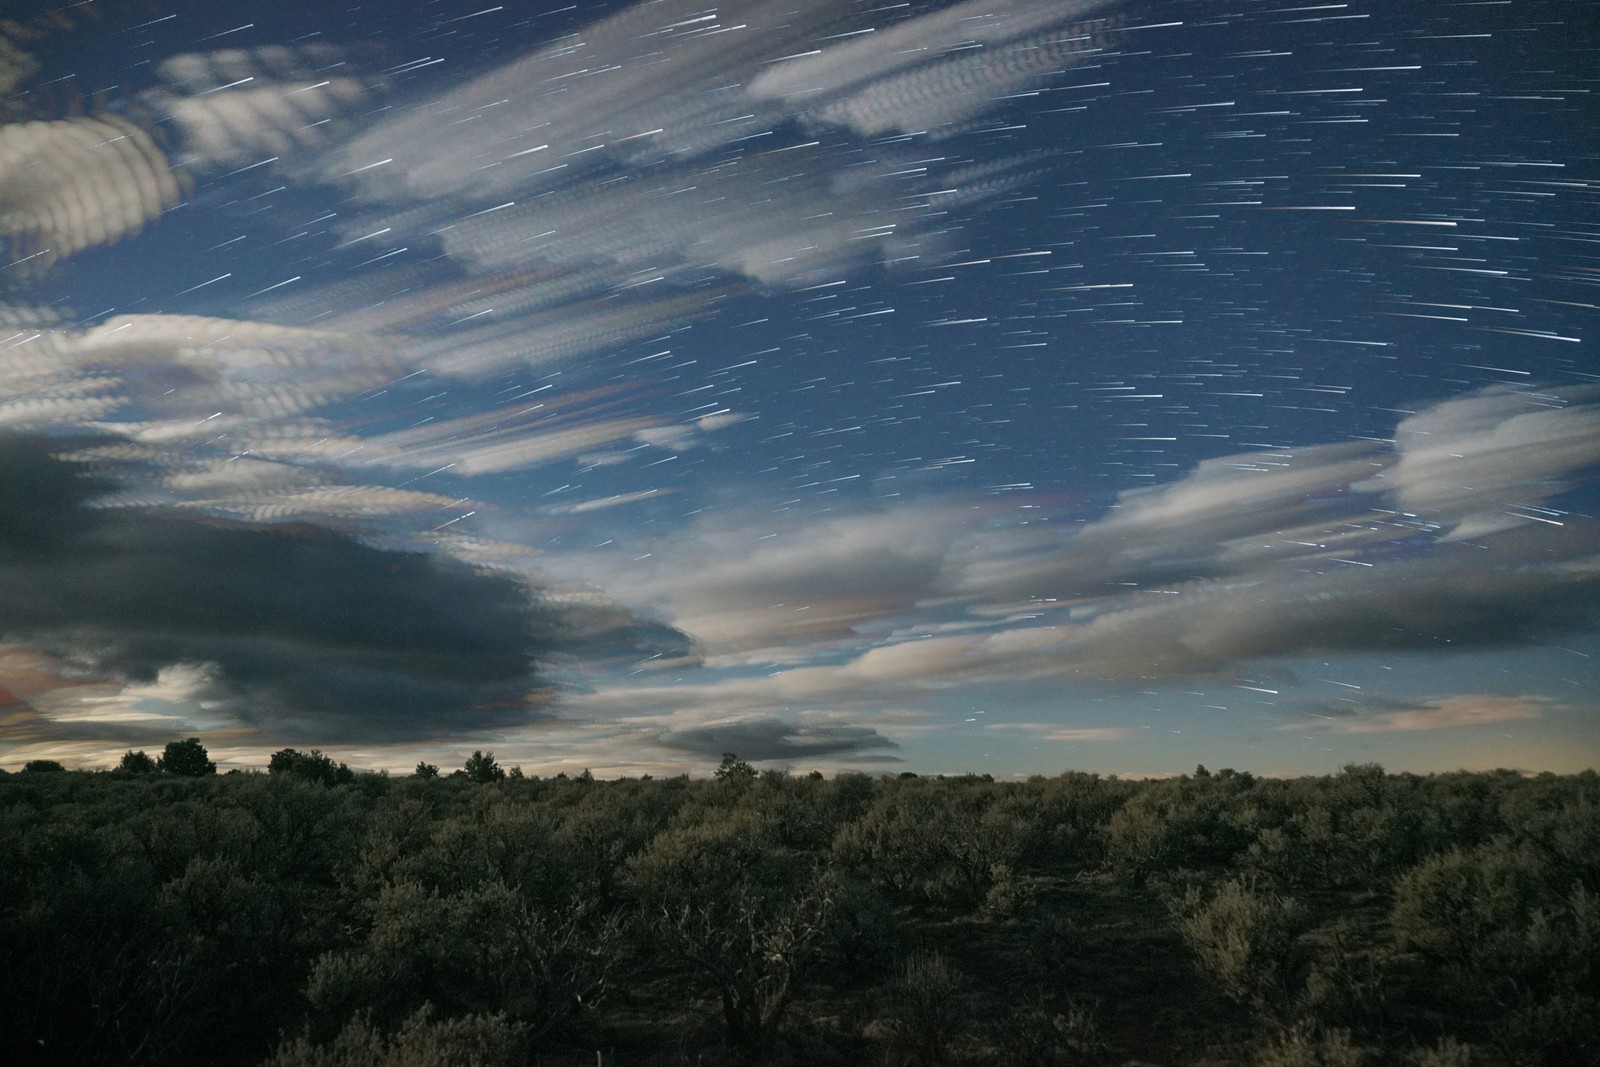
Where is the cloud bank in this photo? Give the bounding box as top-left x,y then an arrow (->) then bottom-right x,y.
656,716 -> 900,762
1285,694 -> 1554,734
567,385 -> 1600,718
0,434 -> 552,741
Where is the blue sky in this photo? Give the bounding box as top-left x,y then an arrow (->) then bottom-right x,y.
1,0 -> 1596,777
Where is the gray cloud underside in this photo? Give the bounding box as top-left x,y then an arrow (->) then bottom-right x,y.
570,526 -> 1598,721
0,434 -> 683,742
654,716 -> 900,763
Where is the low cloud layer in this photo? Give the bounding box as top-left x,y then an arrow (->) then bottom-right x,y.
655,716 -> 901,763
987,723 -> 1141,743
0,434 -> 559,741
1286,694 -> 1554,734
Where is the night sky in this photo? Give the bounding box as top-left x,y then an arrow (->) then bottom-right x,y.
2,0 -> 1596,777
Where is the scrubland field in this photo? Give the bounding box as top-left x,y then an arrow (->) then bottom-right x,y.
2,758 -> 1596,1066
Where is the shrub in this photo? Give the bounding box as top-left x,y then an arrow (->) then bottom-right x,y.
817,876 -> 898,981
1104,775 -> 1259,882
1298,921 -> 1391,1032
158,737 -> 216,777
1170,876 -> 1309,1021
626,810 -> 832,1048
462,750 -> 504,783
991,994 -> 1104,1067
1405,1038 -> 1476,1067
1253,1024 -> 1368,1067
20,759 -> 65,773
831,779 -> 1020,909
269,748 -> 355,786
1389,840 -> 1551,972
1493,988 -> 1600,1067
979,861 -> 1029,920
266,1007 -> 527,1067
118,750 -> 157,774
306,878 -> 615,1042
1390,841 -> 1600,1065
881,951 -> 965,1067
714,751 -> 756,782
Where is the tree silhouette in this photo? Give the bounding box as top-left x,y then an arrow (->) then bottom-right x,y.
119,750 -> 157,774
714,752 -> 756,782
268,748 -> 354,786
21,758 -> 65,773
158,737 -> 216,777
463,750 -> 505,783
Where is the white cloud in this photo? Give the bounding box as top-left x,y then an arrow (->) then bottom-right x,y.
1358,385 -> 1600,540
563,503 -> 975,656
555,387 -> 1600,719
0,116 -> 182,265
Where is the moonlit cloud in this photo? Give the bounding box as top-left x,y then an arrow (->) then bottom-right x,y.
1044,531 -> 1600,677
954,438 -> 1389,601
560,388 -> 1600,720
1359,386 -> 1600,540
543,488 -> 675,515
556,503 -> 980,667
0,116 -> 183,266
1288,694 -> 1552,734
148,46 -> 375,166
749,0 -> 1116,105
0,44 -> 375,269
808,17 -> 1121,139
315,0 -> 1131,296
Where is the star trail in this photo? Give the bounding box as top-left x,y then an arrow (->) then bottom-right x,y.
1,0 -> 1595,777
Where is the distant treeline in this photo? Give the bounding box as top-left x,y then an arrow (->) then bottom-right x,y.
1,754 -> 1595,1066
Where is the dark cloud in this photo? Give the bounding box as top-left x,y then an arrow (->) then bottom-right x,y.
550,598 -> 699,669
655,716 -> 900,763
0,434 -> 594,741
1193,529 -> 1600,655
1056,524 -> 1600,679
1285,695 -> 1429,722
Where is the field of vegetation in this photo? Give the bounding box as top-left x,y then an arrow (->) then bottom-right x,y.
2,747 -> 1596,1066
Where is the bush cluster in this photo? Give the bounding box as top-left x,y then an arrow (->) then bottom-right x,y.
0,759 -> 1594,1066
